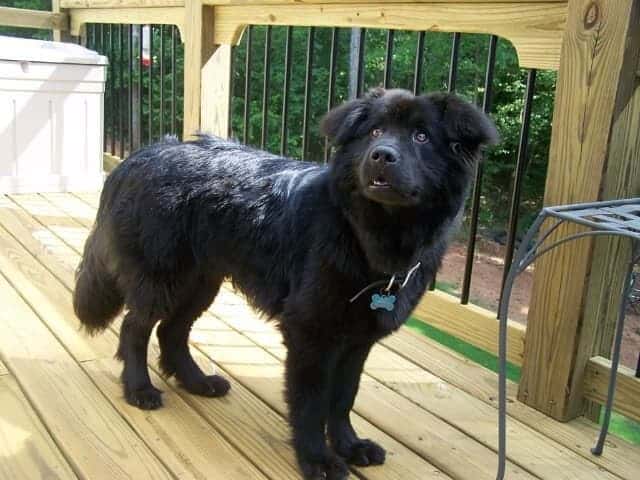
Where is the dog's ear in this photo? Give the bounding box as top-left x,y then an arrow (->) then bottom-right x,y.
320,88 -> 384,145
427,93 -> 499,155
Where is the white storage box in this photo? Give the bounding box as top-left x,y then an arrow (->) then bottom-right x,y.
0,35 -> 108,193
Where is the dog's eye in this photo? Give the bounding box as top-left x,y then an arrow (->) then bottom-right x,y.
371,128 -> 383,138
450,142 -> 462,154
413,131 -> 429,144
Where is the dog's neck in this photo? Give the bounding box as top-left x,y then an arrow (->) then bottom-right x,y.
340,192 -> 459,275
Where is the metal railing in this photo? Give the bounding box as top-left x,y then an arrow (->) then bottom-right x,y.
86,24 -> 183,159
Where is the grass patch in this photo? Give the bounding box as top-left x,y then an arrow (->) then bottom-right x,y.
405,317 -> 640,446
406,317 -> 521,382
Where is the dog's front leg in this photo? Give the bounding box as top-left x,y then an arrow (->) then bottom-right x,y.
284,342 -> 350,480
328,342 -> 385,467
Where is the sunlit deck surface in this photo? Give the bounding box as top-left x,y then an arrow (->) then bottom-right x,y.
0,192 -> 638,480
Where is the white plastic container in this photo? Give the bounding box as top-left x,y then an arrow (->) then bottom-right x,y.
0,35 -> 108,193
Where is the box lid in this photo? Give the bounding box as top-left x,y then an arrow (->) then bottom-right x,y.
0,35 -> 108,66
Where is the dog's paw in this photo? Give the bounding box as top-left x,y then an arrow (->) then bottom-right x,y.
300,453 -> 349,480
183,374 -> 231,397
125,385 -> 163,410
336,439 -> 386,466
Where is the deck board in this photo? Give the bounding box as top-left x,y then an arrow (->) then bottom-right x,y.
0,272 -> 172,479
1,192 -> 638,480
382,330 -> 640,480
209,290 -> 624,480
0,375 -> 78,480
24,192 -> 449,480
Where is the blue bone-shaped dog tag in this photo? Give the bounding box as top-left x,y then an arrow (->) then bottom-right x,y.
370,293 -> 396,311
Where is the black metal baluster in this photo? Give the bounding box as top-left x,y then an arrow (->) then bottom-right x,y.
324,27 -> 339,163
109,25 -> 115,154
461,35 -> 498,304
448,32 -> 461,92
128,25 -> 133,154
118,25 -> 125,158
171,25 -> 177,136
243,26 -> 253,144
100,25 -> 107,152
301,27 -> 315,159
413,31 -> 425,95
261,26 -> 272,149
356,28 -> 366,97
499,69 -> 537,301
159,25 -> 165,138
138,24 -> 143,148
148,25 -> 153,143
280,26 -> 293,155
383,30 -> 394,88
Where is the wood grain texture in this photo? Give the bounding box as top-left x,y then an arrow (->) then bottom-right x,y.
84,358 -> 268,480
0,197 -> 110,361
40,192 -> 97,228
69,7 -> 184,36
0,375 -> 77,480
584,356 -> 640,423
72,191 -> 101,209
209,289 -> 536,480
212,2 -> 566,69
182,2 -> 216,139
194,329 -> 451,480
62,0 -> 183,8
210,290 -> 624,480
520,0 -> 640,420
0,274 -> 172,479
581,21 -> 640,421
0,6 -> 69,30
381,328 -> 640,480
208,0 -> 565,3
411,289 -> 526,365
201,44 -> 232,137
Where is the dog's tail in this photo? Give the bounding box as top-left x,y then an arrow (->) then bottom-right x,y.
73,230 -> 124,333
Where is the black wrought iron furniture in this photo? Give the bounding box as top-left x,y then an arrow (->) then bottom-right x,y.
496,198 -> 640,480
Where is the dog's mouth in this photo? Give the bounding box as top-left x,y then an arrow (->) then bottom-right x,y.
362,173 -> 419,207
370,175 -> 391,189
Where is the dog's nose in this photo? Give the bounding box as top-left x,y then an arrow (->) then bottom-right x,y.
370,146 -> 398,164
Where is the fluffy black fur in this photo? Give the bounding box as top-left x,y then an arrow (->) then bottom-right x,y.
74,88 -> 497,479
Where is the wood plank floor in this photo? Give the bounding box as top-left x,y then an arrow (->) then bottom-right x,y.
0,192 -> 638,480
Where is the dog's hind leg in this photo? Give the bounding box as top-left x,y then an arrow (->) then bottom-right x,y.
157,276 -> 231,397
117,309 -> 162,410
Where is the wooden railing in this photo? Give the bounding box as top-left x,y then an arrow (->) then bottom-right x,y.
2,0 -> 639,426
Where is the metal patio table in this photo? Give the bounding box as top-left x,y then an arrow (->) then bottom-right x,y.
496,198 -> 640,480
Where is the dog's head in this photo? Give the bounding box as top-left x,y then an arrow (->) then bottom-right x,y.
321,88 -> 498,208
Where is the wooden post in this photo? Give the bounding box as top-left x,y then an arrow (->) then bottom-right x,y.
183,0 -> 215,139
519,0 -> 640,421
52,0 -> 71,42
201,44 -> 232,137
183,1 -> 232,139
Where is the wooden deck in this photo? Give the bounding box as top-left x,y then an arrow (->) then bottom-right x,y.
0,192 -> 638,480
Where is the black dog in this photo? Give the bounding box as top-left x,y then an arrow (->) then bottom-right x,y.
73,88 -> 497,479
